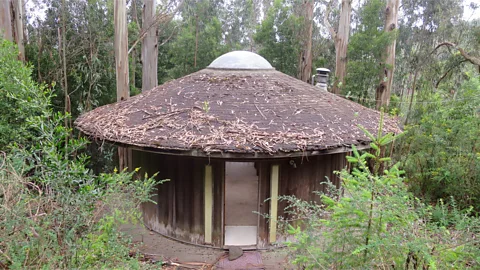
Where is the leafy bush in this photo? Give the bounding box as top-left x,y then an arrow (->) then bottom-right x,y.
400,73 -> 480,212
0,39 -> 51,150
0,39 -> 160,268
285,119 -> 480,269
0,113 -> 159,269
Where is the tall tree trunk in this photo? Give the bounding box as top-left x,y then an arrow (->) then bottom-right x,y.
114,0 -> 131,170
376,0 -> 400,110
130,0 -> 140,92
60,0 -> 70,158
262,0 -> 272,17
297,0 -> 314,82
12,0 -> 24,61
325,0 -> 352,94
0,1 -> 13,40
141,0 -> 158,92
405,69 -> 418,126
194,14 -> 199,68
0,0 -> 25,62
333,0 -> 351,94
61,0 -> 69,127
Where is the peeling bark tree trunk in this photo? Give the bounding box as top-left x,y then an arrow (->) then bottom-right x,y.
141,0 -> 158,92
326,0 -> 352,94
130,1 -> 140,92
297,0 -> 314,82
0,1 -> 13,40
0,0 -> 25,61
194,14 -> 199,68
61,0 -> 69,131
376,0 -> 400,110
114,0 -> 131,170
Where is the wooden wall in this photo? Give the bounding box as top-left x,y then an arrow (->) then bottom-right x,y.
256,152 -> 347,246
132,150 -> 224,246
132,150 -> 347,248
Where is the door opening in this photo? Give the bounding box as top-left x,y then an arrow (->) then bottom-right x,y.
224,162 -> 258,246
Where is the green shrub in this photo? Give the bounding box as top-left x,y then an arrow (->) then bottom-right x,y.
400,73 -> 480,212
0,112 -> 160,269
0,38 -> 50,150
0,38 -> 161,268
284,118 -> 480,269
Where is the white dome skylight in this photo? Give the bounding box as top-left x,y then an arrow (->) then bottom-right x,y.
208,51 -> 274,70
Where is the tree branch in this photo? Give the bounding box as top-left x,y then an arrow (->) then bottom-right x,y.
128,1 -> 182,55
324,0 -> 337,40
435,59 -> 468,88
128,12 -> 172,55
432,42 -> 480,68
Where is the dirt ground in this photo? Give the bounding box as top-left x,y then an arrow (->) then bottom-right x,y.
122,224 -> 292,269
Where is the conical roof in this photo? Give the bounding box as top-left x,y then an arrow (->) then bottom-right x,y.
75,51 -> 400,157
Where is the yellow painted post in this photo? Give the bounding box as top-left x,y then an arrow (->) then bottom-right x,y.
204,165 -> 213,244
269,164 -> 279,243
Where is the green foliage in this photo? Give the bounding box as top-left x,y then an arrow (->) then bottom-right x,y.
26,0 -> 116,117
285,119 -> 480,269
399,73 -> 480,212
0,47 -> 161,269
343,0 -> 395,106
0,39 -> 51,150
254,0 -> 303,76
166,0 -> 227,79
223,0 -> 257,50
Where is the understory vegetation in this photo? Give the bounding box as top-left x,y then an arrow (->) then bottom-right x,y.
284,119 -> 480,269
0,40 -> 159,269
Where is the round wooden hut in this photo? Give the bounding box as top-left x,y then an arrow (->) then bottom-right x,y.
75,51 -> 400,249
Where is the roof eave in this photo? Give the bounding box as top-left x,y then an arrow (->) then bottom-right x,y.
83,133 -> 371,160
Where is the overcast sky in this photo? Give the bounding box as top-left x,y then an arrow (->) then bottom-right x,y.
26,0 -> 479,27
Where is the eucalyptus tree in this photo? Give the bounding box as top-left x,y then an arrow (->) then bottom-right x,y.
325,0 -> 352,94
141,0 -> 158,92
375,0 -> 400,110
297,0 -> 314,82
254,0 -> 303,77
343,0 -> 392,106
114,0 -> 130,170
25,0 -> 117,117
166,0 -> 227,79
395,0 -> 465,119
223,0 -> 258,51
0,0 -> 24,62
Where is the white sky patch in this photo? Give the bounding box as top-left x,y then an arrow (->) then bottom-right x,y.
25,0 -> 47,23
463,1 -> 480,21
23,0 -> 480,31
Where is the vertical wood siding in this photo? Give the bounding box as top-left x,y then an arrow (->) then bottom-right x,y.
132,150 -> 225,246
133,150 -> 347,248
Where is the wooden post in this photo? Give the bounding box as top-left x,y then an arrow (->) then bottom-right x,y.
141,0 -> 158,91
114,0 -> 131,170
204,165 -> 213,244
269,164 -> 279,243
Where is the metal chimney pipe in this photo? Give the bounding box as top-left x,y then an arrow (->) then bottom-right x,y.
312,68 -> 331,91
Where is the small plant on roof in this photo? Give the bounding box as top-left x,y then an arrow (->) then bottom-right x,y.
202,100 -> 210,113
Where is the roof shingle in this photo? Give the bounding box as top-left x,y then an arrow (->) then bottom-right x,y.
75,68 -> 400,155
